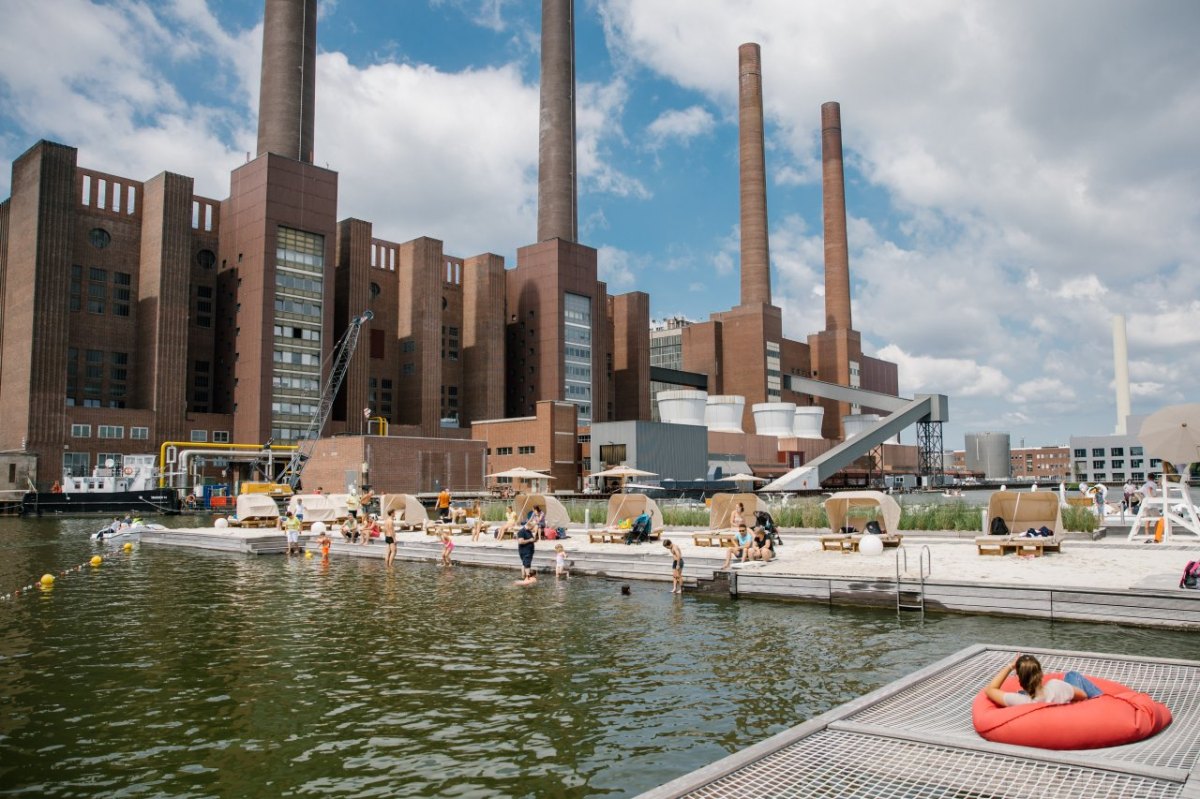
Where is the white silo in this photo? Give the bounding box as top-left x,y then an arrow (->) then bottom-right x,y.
793,407 -> 825,439
965,432 -> 1011,480
753,402 -> 797,437
656,390 -> 708,426
705,395 -> 746,433
842,414 -> 899,444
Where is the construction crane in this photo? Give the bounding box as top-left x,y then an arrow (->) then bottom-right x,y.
278,309 -> 374,489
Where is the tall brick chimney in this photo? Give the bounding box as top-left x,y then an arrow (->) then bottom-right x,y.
256,0 -> 317,163
738,43 -> 771,307
821,101 -> 852,331
537,0 -> 577,243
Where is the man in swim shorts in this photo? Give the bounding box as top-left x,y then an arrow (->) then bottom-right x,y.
663,538 -> 683,594
516,522 -> 536,578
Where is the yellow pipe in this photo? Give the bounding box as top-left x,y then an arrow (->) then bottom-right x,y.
158,441 -> 297,487
369,416 -> 389,436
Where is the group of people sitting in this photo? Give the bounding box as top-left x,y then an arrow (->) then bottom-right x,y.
721,523 -> 775,568
490,504 -> 560,542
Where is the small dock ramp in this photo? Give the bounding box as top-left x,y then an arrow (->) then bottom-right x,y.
637,644 -> 1200,798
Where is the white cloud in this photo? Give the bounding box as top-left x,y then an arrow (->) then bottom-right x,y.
646,105 -> 714,147
596,245 -> 642,289
876,344 -> 1010,399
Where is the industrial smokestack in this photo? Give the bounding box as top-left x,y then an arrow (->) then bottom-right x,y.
821,101 -> 852,331
1112,314 -> 1132,434
256,0 -> 317,163
738,43 -> 771,307
536,0 -> 577,242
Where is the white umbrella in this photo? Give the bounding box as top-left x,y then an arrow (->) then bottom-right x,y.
720,472 -> 766,484
1139,404 -> 1200,467
486,467 -> 554,491
591,465 -> 657,492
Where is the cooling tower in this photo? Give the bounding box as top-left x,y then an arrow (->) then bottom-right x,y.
793,407 -> 825,439
1113,315 -> 1132,435
753,402 -> 797,437
841,414 -> 899,444
657,390 -> 708,426
965,432 -> 1012,480
705,396 -> 746,433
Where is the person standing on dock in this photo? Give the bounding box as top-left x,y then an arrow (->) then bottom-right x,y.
384,511 -> 397,567
346,492 -> 360,521
436,487 -> 451,521
663,539 -> 683,594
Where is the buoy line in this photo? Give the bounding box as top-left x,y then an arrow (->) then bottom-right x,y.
1,541 -> 135,600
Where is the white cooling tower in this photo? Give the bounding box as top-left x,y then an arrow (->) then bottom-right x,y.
705,395 -> 745,433
793,406 -> 824,439
657,390 -> 708,426
753,402 -> 797,437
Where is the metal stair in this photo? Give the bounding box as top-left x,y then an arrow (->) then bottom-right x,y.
895,545 -> 931,614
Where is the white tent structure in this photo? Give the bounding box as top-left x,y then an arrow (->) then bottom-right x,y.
232,494 -> 280,527
512,493 -> 571,530
380,494 -> 429,529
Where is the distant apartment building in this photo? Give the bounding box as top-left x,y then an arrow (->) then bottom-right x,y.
1069,417 -> 1161,485
1009,446 -> 1071,483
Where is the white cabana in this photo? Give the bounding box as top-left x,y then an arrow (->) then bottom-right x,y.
512,493 -> 571,529
291,494 -> 341,523
823,491 -> 902,534
234,493 -> 280,524
380,493 -> 428,527
604,493 -> 664,533
708,492 -> 768,530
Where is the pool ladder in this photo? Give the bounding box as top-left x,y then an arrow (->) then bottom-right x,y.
895,546 -> 931,615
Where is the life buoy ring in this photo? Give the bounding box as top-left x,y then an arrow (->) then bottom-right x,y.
123,466 -> 134,476
972,673 -> 1172,749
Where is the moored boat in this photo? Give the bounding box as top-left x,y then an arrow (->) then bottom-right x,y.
22,455 -> 179,516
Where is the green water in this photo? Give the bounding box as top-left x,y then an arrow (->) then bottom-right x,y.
1,516 -> 1196,798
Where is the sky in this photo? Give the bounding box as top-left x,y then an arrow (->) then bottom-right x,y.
1,0 -> 1198,450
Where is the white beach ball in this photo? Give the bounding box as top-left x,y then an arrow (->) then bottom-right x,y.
214,517 -> 229,529
311,522 -> 327,535
859,535 -> 884,556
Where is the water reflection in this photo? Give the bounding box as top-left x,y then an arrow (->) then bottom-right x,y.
0,516 -> 1195,798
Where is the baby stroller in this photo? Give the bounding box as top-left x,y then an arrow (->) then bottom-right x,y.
754,510 -> 782,548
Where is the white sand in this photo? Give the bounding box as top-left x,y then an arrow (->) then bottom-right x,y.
411,529 -> 1199,592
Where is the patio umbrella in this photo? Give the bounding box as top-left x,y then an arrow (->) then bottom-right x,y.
486,467 -> 554,491
1139,404 -> 1200,467
720,472 -> 767,487
590,465 -> 657,492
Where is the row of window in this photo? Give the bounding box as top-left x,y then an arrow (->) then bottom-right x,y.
70,266 -> 132,316
274,324 -> 321,342
276,270 -> 323,294
68,425 -> 229,443
1073,447 -> 1144,457
274,349 -> 320,366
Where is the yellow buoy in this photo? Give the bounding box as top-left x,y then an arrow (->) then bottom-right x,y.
89,555 -> 102,567
123,542 -> 134,552
304,550 -> 314,559
40,573 -> 55,586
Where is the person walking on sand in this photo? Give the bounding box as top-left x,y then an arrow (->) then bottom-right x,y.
663,538 -> 683,594
440,531 -> 455,567
384,510 -> 397,567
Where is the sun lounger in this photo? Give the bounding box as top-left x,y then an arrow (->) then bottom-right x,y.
821,533 -> 904,553
692,531 -> 738,547
588,528 -> 626,544
975,533 -> 1062,557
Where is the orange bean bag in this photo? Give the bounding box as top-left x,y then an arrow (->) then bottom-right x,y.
972,673 -> 1172,750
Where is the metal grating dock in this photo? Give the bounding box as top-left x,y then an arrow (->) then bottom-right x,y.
638,645 -> 1200,799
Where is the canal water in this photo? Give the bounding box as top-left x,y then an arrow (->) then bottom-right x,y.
1,516 -> 1195,798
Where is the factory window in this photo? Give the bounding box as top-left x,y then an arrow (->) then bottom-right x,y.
1091,448 -> 1104,457
71,424 -> 91,438
402,340 -> 416,353
196,249 -> 216,269
517,445 -> 535,455
495,447 -> 513,456
402,363 -> 414,376
88,228 -> 111,249
1092,460 -> 1105,469
1131,459 -> 1143,468
213,431 -> 230,443
1110,447 -> 1124,457
1111,460 -> 1124,469
130,427 -> 149,440
599,444 -> 626,467
1130,446 -> 1143,456
190,430 -> 207,443
1073,449 -> 1086,457
98,425 -> 124,439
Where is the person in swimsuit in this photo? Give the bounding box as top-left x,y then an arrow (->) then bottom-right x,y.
730,502 -> 746,530
663,538 -> 683,594
984,654 -> 1102,707
384,510 -> 397,567
440,531 -> 454,567
315,529 -> 332,560
554,544 -> 569,579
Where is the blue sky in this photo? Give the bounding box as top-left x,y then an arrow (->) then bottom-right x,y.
2,0 -> 1199,450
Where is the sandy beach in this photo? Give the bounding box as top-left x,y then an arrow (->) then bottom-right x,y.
404,529 -> 1200,592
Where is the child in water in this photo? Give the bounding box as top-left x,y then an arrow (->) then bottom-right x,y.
440,531 -> 455,567
315,529 -> 331,560
554,544 -> 569,579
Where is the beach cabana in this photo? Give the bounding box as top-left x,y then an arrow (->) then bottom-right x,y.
824,490 -> 902,534
709,492 -> 768,530
986,490 -> 1062,535
380,493 -> 429,529
231,493 -> 280,528
604,493 -> 664,537
512,493 -> 571,531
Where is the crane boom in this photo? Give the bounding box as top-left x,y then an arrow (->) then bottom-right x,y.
279,310 -> 374,489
